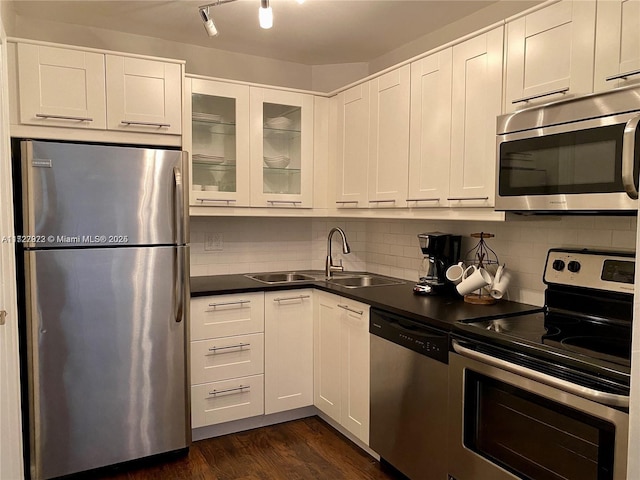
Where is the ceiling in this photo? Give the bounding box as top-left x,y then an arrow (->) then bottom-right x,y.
8,0 -> 502,65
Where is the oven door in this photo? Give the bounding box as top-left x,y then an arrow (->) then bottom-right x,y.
448,343 -> 629,480
495,111 -> 640,212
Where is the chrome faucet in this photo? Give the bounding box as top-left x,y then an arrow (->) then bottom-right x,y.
325,227 -> 351,278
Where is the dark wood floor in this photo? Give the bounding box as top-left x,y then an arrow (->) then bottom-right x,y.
89,417 -> 405,480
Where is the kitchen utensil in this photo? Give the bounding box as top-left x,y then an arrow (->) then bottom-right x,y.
490,270 -> 511,299
446,262 -> 465,285
457,266 -> 493,296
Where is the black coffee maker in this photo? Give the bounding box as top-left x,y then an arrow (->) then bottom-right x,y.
414,232 -> 461,295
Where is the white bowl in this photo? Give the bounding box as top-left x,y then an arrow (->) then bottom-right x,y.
203,185 -> 219,191
264,156 -> 290,169
265,116 -> 292,129
192,184 -> 203,191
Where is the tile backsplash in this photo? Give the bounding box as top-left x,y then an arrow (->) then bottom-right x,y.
190,215 -> 637,307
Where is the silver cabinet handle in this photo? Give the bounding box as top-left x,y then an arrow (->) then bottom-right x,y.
512,87 -> 569,104
368,199 -> 396,203
208,385 -> 250,397
267,200 -> 302,205
446,196 -> 489,201
337,304 -> 363,316
273,294 -> 311,302
452,340 -> 629,408
35,113 -> 93,122
209,299 -> 250,308
622,114 -> 640,200
336,200 -> 359,205
406,197 -> 440,202
207,342 -> 250,354
605,68 -> 640,82
197,198 -> 236,205
120,120 -> 171,128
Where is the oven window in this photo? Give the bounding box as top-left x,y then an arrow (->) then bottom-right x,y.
499,123 -> 627,196
464,371 -> 616,480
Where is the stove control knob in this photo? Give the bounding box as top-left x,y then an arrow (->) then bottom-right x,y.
552,259 -> 565,271
568,261 -> 581,273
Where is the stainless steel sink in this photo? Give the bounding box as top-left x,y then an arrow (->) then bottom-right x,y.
246,272 -> 317,284
328,275 -> 405,288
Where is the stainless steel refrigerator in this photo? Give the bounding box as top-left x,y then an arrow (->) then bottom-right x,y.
17,140 -> 190,480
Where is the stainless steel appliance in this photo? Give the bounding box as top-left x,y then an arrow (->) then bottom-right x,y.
496,85 -> 640,213
15,140 -> 190,480
449,249 -> 633,480
414,232 -> 461,295
370,308 -> 449,480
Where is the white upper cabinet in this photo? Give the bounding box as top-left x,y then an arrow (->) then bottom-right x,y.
106,55 -> 182,135
250,88 -> 314,208
408,49 -> 453,208
504,0 -> 596,112
450,27 -> 503,207
187,78 -> 251,207
335,83 -> 370,209
594,0 -> 640,91
368,65 -> 410,207
17,43 -> 106,129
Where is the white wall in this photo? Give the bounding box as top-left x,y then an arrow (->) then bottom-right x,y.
311,62 -> 369,93
190,215 -> 637,307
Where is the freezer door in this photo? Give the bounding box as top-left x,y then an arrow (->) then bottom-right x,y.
25,246 -> 190,480
21,140 -> 189,247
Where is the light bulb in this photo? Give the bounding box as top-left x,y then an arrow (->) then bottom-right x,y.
296,0 -> 305,3
199,8 -> 218,37
259,0 -> 273,29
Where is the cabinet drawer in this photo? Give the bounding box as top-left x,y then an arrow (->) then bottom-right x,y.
191,374 -> 264,428
191,333 -> 264,385
191,293 -> 264,340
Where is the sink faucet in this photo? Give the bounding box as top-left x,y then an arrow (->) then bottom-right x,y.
326,227 -> 351,278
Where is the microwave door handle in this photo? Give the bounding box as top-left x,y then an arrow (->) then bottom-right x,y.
621,114 -> 640,200
451,340 -> 630,408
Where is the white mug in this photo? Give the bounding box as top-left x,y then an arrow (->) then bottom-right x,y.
490,270 -> 511,299
446,262 -> 465,285
457,266 -> 493,296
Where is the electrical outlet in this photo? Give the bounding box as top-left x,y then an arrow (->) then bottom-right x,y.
204,232 -> 223,251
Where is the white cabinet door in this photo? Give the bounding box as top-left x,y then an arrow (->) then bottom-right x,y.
368,65 -> 410,207
187,77 -> 251,207
335,83 -> 370,209
106,55 -> 182,135
17,43 -> 106,129
408,49 -> 453,208
450,27 -> 503,207
264,290 -> 313,415
338,298 -> 370,445
505,0 -> 596,111
313,291 -> 342,420
250,88 -> 314,208
594,0 -> 640,91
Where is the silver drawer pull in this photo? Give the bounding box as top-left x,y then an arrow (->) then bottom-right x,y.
120,120 -> 171,128
35,113 -> 93,122
267,200 -> 302,205
336,201 -> 359,204
208,385 -> 250,397
207,342 -> 251,354
511,87 -> 569,104
208,300 -> 250,308
197,198 -> 236,204
406,197 -> 440,202
337,304 -> 363,316
446,196 -> 489,201
368,199 -> 396,203
605,69 -> 640,82
273,294 -> 311,302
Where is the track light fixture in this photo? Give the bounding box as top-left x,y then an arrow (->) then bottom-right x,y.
199,7 -> 218,37
259,0 -> 273,29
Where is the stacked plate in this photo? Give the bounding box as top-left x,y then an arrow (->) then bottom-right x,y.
193,153 -> 225,164
263,155 -> 290,168
193,112 -> 223,123
265,116 -> 292,129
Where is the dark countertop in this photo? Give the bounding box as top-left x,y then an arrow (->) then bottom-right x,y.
191,272 -> 542,332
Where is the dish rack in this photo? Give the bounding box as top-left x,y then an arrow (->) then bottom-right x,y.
463,232 -> 500,305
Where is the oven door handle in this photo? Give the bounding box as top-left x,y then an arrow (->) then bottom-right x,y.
622,113 -> 640,200
452,340 -> 629,408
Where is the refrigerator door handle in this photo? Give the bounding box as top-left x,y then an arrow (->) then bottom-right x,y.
175,248 -> 185,323
173,166 -> 185,245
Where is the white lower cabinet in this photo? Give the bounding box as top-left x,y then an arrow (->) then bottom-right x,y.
313,291 -> 370,444
264,290 -> 314,414
190,293 -> 265,428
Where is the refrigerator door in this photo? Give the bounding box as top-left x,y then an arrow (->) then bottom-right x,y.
25,246 -> 190,480
21,140 -> 189,248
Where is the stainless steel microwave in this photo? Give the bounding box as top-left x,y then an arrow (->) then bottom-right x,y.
496,85 -> 640,213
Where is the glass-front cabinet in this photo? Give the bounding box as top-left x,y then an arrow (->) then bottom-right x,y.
187,77 -> 250,206
250,88 -> 314,208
